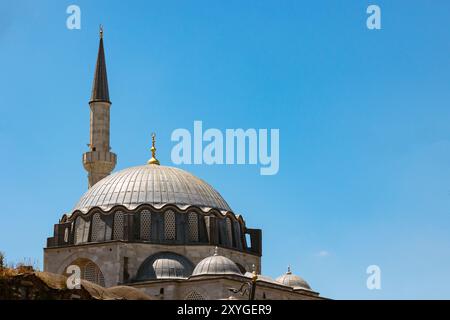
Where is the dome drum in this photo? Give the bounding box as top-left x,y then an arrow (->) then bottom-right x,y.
47,205 -> 262,256
47,164 -> 262,255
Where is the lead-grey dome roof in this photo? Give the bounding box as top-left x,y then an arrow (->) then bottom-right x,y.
192,253 -> 241,276
275,268 -> 311,290
136,252 -> 194,280
73,165 -> 231,213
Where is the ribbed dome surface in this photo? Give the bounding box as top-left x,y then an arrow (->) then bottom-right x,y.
136,252 -> 194,280
73,165 -> 231,213
192,254 -> 241,276
276,270 -> 311,290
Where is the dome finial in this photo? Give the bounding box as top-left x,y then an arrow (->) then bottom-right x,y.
147,132 -> 160,165
213,246 -> 219,256
99,24 -> 103,39
287,265 -> 292,274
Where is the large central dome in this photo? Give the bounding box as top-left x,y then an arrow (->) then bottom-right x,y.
73,165 -> 231,213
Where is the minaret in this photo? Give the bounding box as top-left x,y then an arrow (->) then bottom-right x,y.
82,26 -> 117,188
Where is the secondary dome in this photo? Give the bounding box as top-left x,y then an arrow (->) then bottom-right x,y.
73,165 -> 231,213
192,249 -> 241,276
136,252 -> 194,280
275,267 -> 311,290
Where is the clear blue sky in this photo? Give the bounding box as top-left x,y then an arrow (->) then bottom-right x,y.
1,0 -> 450,299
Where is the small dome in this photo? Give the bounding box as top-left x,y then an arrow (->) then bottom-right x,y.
245,272 -> 278,285
275,267 -> 311,290
136,252 -> 194,280
192,248 -> 241,276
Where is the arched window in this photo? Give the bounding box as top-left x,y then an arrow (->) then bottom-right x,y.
187,212 -> 199,242
113,211 -> 124,240
140,210 -> 152,240
91,213 -> 101,242
66,259 -> 106,287
226,217 -> 233,247
164,210 -> 176,240
83,261 -> 105,287
63,227 -> 69,243
74,216 -> 90,244
184,291 -> 206,300
233,220 -> 243,250
92,212 -> 109,242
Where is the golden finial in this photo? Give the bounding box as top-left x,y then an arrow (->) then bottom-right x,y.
147,133 -> 160,165
251,264 -> 258,282
99,25 -> 103,39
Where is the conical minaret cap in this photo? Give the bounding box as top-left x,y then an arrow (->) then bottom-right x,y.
90,25 -> 110,103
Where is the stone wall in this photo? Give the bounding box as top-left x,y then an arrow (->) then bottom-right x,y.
131,276 -> 322,300
44,242 -> 261,287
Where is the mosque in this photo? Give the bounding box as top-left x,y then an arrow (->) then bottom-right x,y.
43,29 -> 324,300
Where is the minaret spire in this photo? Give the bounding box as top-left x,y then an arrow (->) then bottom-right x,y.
83,27 -> 117,188
90,25 -> 110,103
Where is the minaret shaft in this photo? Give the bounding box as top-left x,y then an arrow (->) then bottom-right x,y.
83,28 -> 116,188
89,101 -> 111,152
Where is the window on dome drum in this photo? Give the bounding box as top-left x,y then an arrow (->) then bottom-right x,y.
113,211 -> 124,240
140,210 -> 152,241
164,210 -> 176,240
74,219 -> 82,244
74,217 -> 90,244
187,212 -> 199,242
91,212 -> 109,242
233,220 -> 243,250
91,213 -> 101,242
64,227 -> 69,243
245,233 -> 251,249
226,217 -> 233,247
184,291 -> 206,300
218,219 -> 228,247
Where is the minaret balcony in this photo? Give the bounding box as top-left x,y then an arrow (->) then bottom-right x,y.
83,150 -> 117,172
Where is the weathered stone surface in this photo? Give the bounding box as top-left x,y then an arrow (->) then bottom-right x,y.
44,242 -> 261,287
0,270 -> 153,300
